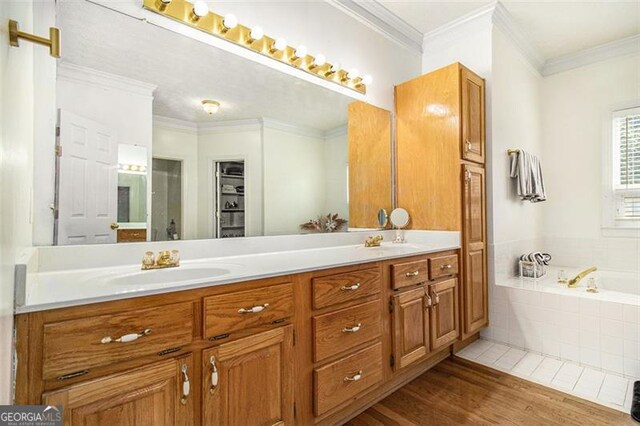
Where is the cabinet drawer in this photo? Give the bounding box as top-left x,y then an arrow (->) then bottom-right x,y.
42,302 -> 194,380
391,259 -> 428,289
117,228 -> 147,242
313,300 -> 381,362
429,254 -> 459,280
312,267 -> 380,310
203,282 -> 293,339
314,342 -> 383,416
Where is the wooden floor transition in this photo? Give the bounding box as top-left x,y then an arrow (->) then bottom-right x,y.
345,356 -> 635,426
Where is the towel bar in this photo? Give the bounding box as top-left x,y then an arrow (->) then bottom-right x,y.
507,149 -> 520,155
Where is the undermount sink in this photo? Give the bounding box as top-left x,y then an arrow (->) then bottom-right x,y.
104,266 -> 233,287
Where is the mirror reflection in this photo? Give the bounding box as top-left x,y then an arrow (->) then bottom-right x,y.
48,1 -> 389,245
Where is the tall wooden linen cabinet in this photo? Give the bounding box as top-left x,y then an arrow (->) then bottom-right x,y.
395,62 -> 488,340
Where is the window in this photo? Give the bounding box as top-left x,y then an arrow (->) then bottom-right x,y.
612,107 -> 640,221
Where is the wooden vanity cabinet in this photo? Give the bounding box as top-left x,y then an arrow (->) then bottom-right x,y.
43,354 -> 195,426
202,326 -> 294,426
395,62 -> 488,342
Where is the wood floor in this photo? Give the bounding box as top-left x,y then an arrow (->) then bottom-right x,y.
345,356 -> 636,426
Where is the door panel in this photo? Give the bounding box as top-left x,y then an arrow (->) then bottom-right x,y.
462,164 -> 488,336
429,278 -> 459,351
461,68 -> 485,164
57,110 -> 117,244
43,358 -> 192,425
203,326 -> 294,426
391,287 -> 430,370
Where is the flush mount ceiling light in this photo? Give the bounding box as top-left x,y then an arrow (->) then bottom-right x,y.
143,0 -> 371,94
202,100 -> 221,115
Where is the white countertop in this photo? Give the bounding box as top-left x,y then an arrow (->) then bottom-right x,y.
16,230 -> 460,313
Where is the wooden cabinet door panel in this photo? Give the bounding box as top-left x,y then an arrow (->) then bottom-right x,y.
43,357 -> 192,426
391,287 -> 430,370
429,278 -> 459,351
463,164 -> 488,336
461,67 -> 485,164
202,326 -> 294,426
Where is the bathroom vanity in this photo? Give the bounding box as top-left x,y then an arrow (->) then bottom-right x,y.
14,235 -> 468,425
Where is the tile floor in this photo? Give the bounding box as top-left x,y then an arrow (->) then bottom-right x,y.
457,338 -> 637,413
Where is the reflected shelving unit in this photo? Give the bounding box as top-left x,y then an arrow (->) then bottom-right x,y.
214,161 -> 245,238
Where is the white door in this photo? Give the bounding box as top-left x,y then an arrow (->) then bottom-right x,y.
57,110 -> 118,244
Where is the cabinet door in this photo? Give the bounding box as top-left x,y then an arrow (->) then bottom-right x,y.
429,278 -> 459,351
43,356 -> 194,426
462,164 -> 488,336
203,326 -> 294,426
461,67 -> 485,164
391,287 -> 430,370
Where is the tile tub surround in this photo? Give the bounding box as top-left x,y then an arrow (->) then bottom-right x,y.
16,230 -> 459,313
458,338 -> 636,413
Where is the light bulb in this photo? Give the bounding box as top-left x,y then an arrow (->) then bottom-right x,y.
325,62 -> 340,76
361,75 -> 373,85
312,54 -> 326,68
293,45 -> 307,60
192,1 -> 209,18
248,26 -> 264,42
202,100 -> 220,115
272,37 -> 287,52
222,14 -> 238,30
347,68 -> 360,80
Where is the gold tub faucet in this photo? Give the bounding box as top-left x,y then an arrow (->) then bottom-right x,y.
567,266 -> 597,288
141,250 -> 180,270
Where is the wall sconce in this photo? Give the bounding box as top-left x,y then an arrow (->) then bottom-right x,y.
220,14 -> 238,34
202,100 -> 221,115
325,62 -> 341,77
309,53 -> 326,71
270,37 -> 287,53
190,1 -> 209,22
247,26 -> 264,44
8,19 -> 60,58
291,45 -> 307,64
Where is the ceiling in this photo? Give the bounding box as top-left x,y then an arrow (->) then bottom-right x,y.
57,1 -> 352,130
379,0 -> 640,60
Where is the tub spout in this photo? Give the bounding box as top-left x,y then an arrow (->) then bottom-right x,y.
567,266 -> 597,288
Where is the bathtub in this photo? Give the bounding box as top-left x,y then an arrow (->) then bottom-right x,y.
498,266 -> 640,305
487,265 -> 640,377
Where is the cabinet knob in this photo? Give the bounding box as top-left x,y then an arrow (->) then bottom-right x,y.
344,370 -> 363,382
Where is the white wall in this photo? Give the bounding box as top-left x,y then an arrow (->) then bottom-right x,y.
540,53 -> 640,271
152,123 -> 199,240
0,0 -> 37,404
197,127 -> 264,238
262,126 -> 326,235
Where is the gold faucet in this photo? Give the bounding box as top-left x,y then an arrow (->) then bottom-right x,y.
141,250 -> 180,270
364,235 -> 383,248
567,266 -> 597,288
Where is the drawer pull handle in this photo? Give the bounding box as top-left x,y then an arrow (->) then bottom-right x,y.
209,356 -> 219,394
405,271 -> 420,277
180,364 -> 190,405
466,140 -> 472,152
342,323 -> 362,333
340,283 -> 361,291
440,264 -> 453,270
424,295 -> 432,310
101,328 -> 151,344
344,370 -> 363,382
238,303 -> 269,314
433,293 -> 440,306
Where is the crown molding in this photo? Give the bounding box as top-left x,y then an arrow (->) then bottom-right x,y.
153,115 -> 198,133
423,2 -> 496,45
542,34 -> 640,76
492,2 -> 545,72
197,118 -> 263,134
262,118 -> 327,139
325,0 -> 423,54
57,62 -> 158,98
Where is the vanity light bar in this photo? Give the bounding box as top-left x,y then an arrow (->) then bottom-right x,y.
143,0 -> 370,95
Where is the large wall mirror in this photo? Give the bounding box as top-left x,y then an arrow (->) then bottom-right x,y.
44,1 -> 392,245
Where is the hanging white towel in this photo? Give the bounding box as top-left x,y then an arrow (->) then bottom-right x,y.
510,150 -> 546,202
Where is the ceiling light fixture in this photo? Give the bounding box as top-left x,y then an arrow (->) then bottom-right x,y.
247,26 -> 263,43
221,14 -> 238,34
191,0 -> 209,21
202,100 -> 221,115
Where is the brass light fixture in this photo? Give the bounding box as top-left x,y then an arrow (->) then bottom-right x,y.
202,100 -> 221,115
8,19 -> 60,58
142,0 -> 368,94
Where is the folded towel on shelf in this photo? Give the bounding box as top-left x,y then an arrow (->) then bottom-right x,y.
510,150 -> 546,202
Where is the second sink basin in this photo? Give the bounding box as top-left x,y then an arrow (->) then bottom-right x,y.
105,265 -> 233,287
